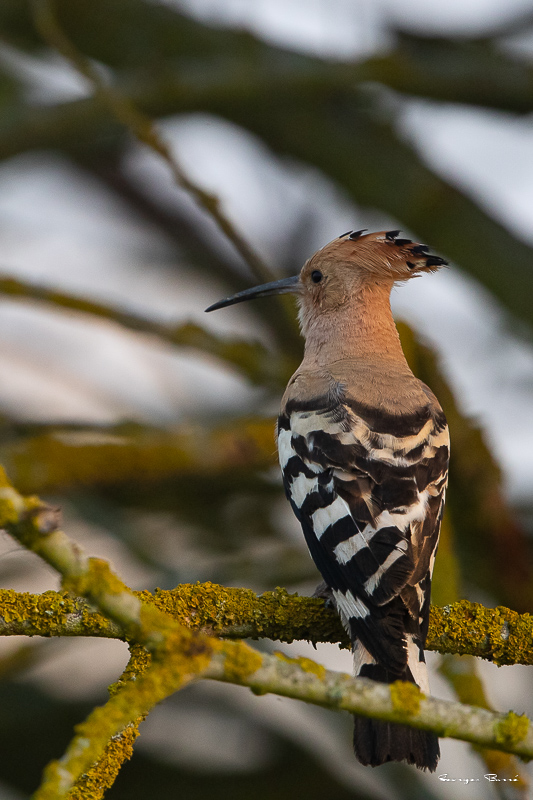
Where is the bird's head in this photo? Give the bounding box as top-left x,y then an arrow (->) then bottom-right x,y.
206,230 -> 447,332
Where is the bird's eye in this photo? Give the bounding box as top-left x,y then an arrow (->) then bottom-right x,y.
311,270 -> 323,283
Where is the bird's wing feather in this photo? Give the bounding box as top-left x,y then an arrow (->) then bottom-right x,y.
277,397 -> 449,675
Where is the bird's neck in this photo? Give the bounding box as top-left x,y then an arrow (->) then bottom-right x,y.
300,283 -> 408,370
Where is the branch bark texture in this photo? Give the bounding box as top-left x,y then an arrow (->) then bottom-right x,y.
2,585 -> 533,667
1,467 -> 532,797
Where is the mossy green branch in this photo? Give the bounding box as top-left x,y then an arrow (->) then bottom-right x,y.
2,463 -> 533,796
0,589 -> 121,639
0,464 -> 194,650
203,648 -> 533,761
428,601 -> 533,666
39,627 -> 533,800
0,465 -> 335,797
140,583 -> 349,649
2,586 -> 533,667
0,276 -> 295,390
65,723 -> 139,800
2,418 -> 276,495
36,628 -> 216,800
66,645 -> 152,800
0,465 -> 268,797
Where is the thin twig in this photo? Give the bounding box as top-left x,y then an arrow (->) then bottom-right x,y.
31,0 -> 276,286
0,272 -> 295,387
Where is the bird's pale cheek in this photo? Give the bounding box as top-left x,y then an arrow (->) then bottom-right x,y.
297,300 -> 313,335
312,291 -> 324,309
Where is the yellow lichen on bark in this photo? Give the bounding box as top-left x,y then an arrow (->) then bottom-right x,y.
66,724 -> 140,800
4,585 -> 533,668
390,680 -> 422,716
275,651 -> 327,681
494,712 -> 530,748
138,583 -> 349,648
3,448 -> 533,795
0,588 -> 120,638
222,641 -> 263,682
37,625 -> 217,800
428,600 -> 533,665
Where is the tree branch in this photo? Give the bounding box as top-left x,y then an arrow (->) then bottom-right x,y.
205,651 -> 533,760
0,464 -> 532,798
35,644 -> 207,799
1,5 -> 528,329
0,273 -> 296,389
31,0 -> 277,288
1,417 -> 277,495
0,465 -> 247,796
2,585 -> 533,668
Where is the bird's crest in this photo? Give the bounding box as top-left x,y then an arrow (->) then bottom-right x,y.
205,229 -> 447,319
294,230 -> 447,333
303,229 -> 447,285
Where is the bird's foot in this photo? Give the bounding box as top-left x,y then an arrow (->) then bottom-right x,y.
313,581 -> 335,609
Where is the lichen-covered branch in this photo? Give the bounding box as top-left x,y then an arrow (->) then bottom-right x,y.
2,585 -> 533,667
67,724 -> 139,800
1,464 -> 533,798
0,465 -> 233,796
34,627 -> 533,799
439,654 -> 529,791
143,587 -> 533,667
0,589 -> 121,639
428,601 -> 533,666
35,633 -> 214,799
0,584 -> 341,645
205,650 -> 533,761
39,644 -> 533,800
0,274 -> 295,389
67,645 -> 150,800
0,465 -> 194,651
35,625 -> 533,797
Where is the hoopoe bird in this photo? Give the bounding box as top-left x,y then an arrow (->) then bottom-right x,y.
206,230 -> 449,771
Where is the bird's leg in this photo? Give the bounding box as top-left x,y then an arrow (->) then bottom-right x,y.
313,581 -> 335,609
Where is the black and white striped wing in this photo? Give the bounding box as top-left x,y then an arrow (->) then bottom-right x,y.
277,399 -> 449,682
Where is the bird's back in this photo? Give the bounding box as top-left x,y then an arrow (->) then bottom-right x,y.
278,361 -> 448,770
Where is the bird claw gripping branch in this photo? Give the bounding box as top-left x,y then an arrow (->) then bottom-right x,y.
207,230 -> 449,771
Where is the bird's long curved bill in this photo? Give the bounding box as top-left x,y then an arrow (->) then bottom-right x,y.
205,275 -> 299,312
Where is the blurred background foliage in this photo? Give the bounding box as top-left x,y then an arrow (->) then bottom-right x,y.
0,1 -> 532,798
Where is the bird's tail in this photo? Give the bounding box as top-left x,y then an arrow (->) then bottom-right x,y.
352,642 -> 440,771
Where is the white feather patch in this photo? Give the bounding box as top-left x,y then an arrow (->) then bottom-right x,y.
277,428 -> 293,469
310,495 -> 351,539
415,583 -> 425,613
406,633 -> 430,694
363,539 -> 408,596
291,411 -> 344,440
333,526 -> 375,564
374,490 -> 428,530
290,472 -> 317,508
333,589 -> 369,621
353,641 -> 376,676
428,546 -> 437,578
